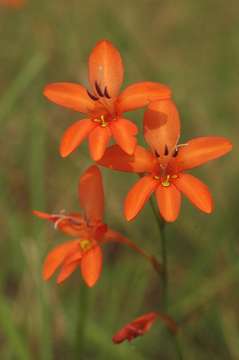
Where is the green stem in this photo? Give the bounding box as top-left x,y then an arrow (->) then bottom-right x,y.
149,198 -> 168,308
75,284 -> 89,359
173,334 -> 184,360
149,198 -> 183,360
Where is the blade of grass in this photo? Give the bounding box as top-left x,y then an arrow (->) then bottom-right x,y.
171,261 -> 239,317
0,53 -> 47,124
28,110 -> 52,360
0,294 -> 30,360
0,166 -> 31,359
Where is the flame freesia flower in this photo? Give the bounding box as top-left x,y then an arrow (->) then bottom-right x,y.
33,165 -> 159,286
112,311 -> 178,344
44,40 -> 171,161
98,99 -> 232,222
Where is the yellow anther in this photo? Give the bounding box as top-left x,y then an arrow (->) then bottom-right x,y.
93,115 -> 108,127
171,175 -> 178,179
153,175 -> 160,180
80,239 -> 92,251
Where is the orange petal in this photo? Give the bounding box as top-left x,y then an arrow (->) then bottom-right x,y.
124,176 -> 158,221
110,118 -> 138,155
144,99 -> 180,157
155,184 -> 181,222
60,118 -> 96,158
78,165 -> 104,222
43,83 -> 95,114
88,40 -> 124,99
42,240 -> 80,281
173,137 -> 233,172
80,246 -> 103,287
112,312 -> 158,344
88,125 -> 111,161
56,261 -> 79,284
54,214 -> 86,237
34,210 -> 86,237
116,82 -> 172,113
174,173 -> 213,213
64,250 -> 83,264
33,210 -> 54,221
98,144 -> 156,173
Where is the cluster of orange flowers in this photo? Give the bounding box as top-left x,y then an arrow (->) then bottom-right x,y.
34,40 -> 232,343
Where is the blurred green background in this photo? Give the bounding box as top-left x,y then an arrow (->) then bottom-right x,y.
0,0 -> 238,359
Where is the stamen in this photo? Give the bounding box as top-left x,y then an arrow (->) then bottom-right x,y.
54,215 -> 68,230
172,148 -> 178,157
161,175 -> 170,187
95,81 -> 104,97
164,145 -> 169,156
87,90 -> 99,101
104,86 -> 111,99
100,115 -> 108,127
177,143 -> 188,148
153,175 -> 160,180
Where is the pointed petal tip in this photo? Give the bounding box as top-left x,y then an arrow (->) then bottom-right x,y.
56,276 -> 67,285
42,270 -> 51,282
59,145 -> 70,158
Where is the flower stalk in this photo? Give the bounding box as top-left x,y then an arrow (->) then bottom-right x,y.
149,197 -> 183,359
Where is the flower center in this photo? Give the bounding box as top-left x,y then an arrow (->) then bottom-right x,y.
153,174 -> 178,187
80,239 -> 92,251
93,114 -> 108,127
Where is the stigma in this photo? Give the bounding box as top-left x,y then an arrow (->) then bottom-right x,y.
153,174 -> 178,187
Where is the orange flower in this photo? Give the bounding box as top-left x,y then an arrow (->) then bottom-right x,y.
44,40 -> 171,160
33,165 -> 158,286
112,311 -> 178,344
99,99 -> 232,222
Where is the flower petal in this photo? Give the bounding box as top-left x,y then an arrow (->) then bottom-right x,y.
80,245 -> 103,287
124,176 -> 158,221
173,137 -> 232,172
155,184 -> 181,222
174,173 -> 213,213
110,118 -> 138,155
43,83 -> 95,114
42,240 -> 80,281
144,99 -> 180,158
88,125 -> 111,161
56,261 -> 79,284
116,82 -> 172,113
33,210 -> 87,237
112,312 -> 158,344
88,40 -> 124,99
33,210 -> 55,221
98,145 -> 156,173
60,118 -> 96,158
78,165 -> 104,223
